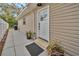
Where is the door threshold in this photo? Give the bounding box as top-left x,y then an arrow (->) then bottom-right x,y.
35,38 -> 48,50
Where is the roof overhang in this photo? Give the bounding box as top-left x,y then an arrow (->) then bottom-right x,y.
16,3 -> 37,20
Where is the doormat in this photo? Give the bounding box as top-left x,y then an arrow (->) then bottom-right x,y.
26,43 -> 44,56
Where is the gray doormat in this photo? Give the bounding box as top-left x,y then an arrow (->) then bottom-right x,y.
26,43 -> 44,56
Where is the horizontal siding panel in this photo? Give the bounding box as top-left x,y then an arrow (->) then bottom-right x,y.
53,10 -> 79,16
52,4 -> 73,10
50,4 -> 79,55
53,30 -> 79,35
54,36 -> 79,47
52,18 -> 79,21
52,19 -> 79,22
53,14 -> 79,18
60,43 -> 79,56
61,42 -> 79,55
55,38 -> 79,53
54,33 -> 79,43
50,14 -> 79,20
52,4 -> 79,13
54,32 -> 79,39
53,24 -> 79,27
53,27 -> 79,31
53,21 -> 79,23
64,49 -> 76,56
52,4 -> 79,12
55,38 -> 79,55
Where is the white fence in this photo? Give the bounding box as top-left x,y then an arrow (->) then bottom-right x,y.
0,19 -> 9,42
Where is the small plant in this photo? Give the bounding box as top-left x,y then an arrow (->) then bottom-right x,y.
26,31 -> 32,39
32,32 -> 36,40
26,31 -> 36,40
47,40 -> 64,56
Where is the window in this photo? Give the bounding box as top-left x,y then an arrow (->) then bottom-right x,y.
40,10 -> 48,21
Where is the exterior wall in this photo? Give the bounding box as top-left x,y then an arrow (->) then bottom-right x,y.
18,19 -> 26,33
18,12 -> 35,34
49,3 -> 79,55
25,12 -> 34,32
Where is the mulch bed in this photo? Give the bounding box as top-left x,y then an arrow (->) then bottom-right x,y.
0,29 -> 9,56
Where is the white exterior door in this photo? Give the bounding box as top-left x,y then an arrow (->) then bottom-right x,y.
37,6 -> 49,41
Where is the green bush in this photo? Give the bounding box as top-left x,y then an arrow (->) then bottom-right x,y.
0,15 -> 17,28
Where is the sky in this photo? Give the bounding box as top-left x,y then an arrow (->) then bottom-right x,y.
15,3 -> 27,9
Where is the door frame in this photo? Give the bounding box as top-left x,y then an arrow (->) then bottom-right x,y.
37,5 -> 49,42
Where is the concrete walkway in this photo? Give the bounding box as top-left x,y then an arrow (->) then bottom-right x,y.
1,29 -> 48,56
1,29 -> 34,56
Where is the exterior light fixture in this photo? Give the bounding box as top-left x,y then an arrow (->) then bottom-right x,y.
37,3 -> 42,6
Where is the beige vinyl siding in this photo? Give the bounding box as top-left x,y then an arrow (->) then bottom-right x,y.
18,12 -> 34,33
49,4 -> 79,55
25,12 -> 34,32
18,19 -> 25,33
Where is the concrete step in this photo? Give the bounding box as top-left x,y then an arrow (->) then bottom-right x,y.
35,38 -> 48,50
